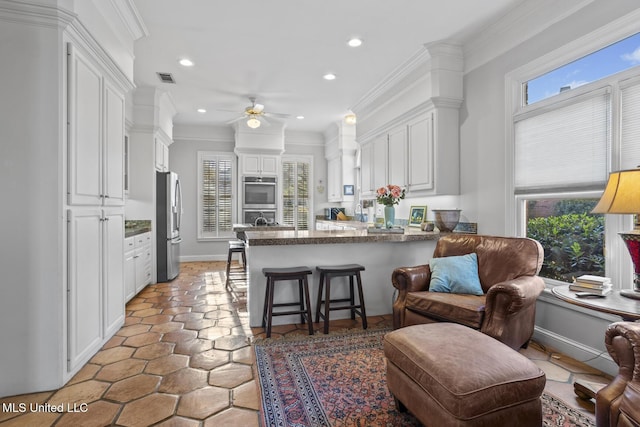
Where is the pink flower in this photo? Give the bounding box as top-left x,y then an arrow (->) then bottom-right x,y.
377,187 -> 387,196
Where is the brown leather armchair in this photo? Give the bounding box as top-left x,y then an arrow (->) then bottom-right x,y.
391,234 -> 545,350
596,321 -> 640,427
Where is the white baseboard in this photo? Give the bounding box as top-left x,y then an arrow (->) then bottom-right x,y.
179,255 -> 227,262
532,325 -> 617,376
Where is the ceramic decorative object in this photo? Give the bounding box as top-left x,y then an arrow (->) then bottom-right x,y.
421,221 -> 435,232
384,206 -> 395,228
432,209 -> 461,232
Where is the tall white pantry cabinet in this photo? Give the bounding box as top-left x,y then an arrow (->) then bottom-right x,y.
66,41 -> 129,373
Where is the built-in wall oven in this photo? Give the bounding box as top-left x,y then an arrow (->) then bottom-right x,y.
243,176 -> 277,209
243,209 -> 276,226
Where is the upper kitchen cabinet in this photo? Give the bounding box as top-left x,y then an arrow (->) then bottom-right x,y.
67,43 -> 126,206
155,137 -> 170,172
324,122 -> 357,202
240,154 -> 279,176
354,42 -> 462,198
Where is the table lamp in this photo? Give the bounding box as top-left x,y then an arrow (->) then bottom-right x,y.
591,168 -> 640,299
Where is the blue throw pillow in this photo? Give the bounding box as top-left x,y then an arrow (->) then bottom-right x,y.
428,253 -> 483,295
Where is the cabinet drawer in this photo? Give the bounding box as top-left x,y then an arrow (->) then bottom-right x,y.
125,236 -> 135,251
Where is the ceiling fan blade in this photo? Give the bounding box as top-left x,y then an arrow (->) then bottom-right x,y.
253,103 -> 265,113
225,116 -> 246,124
264,112 -> 292,119
259,116 -> 271,127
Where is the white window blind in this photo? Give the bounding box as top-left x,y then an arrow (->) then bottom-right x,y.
282,160 -> 310,230
198,152 -> 234,239
514,90 -> 610,192
620,80 -> 640,170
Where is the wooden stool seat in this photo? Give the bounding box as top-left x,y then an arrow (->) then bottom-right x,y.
315,264 -> 367,334
225,240 -> 246,290
262,266 -> 314,338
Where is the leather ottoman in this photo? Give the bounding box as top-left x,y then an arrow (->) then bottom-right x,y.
383,323 -> 546,427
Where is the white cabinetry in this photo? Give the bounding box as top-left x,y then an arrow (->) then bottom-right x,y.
124,232 -> 152,301
327,157 -> 341,201
67,208 -> 124,371
360,143 -> 374,198
155,138 -> 169,172
67,44 -> 125,207
66,42 -> 128,374
241,154 -> 278,176
359,109 -> 458,198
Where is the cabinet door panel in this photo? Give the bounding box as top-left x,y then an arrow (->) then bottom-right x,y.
67,209 -> 103,371
372,135 -> 388,190
103,210 -> 125,336
388,126 -> 407,188
242,155 -> 260,175
124,249 -> 136,301
408,114 -> 434,192
360,144 -> 374,197
68,45 -> 102,205
104,83 -> 125,205
261,156 -> 278,175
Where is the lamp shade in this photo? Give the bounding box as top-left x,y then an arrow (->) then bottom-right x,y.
591,169 -> 640,214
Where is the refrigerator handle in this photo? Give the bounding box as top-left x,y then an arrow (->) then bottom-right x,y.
175,178 -> 183,231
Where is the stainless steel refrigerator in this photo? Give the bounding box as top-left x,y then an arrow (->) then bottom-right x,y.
157,171 -> 182,282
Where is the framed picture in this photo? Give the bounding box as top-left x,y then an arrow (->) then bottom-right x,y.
409,206 -> 427,227
343,185 -> 354,196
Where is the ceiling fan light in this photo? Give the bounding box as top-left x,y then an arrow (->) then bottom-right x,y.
247,117 -> 261,129
344,114 -> 357,125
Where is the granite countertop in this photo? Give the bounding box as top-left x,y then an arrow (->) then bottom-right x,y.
315,219 -> 370,229
232,223 -> 296,231
244,227 -> 440,246
125,220 -> 152,238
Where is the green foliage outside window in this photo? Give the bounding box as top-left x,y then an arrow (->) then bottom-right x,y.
526,200 -> 605,282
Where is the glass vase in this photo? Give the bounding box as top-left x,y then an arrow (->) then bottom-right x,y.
384,206 -> 395,228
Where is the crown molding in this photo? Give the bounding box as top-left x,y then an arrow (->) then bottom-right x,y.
463,0 -> 595,73
350,46 -> 431,114
107,0 -> 148,41
0,0 -> 75,29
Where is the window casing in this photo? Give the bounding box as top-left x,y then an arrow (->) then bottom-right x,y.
197,152 -> 235,240
508,33 -> 640,289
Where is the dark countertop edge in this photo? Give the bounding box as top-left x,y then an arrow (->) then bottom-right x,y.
245,232 -> 441,246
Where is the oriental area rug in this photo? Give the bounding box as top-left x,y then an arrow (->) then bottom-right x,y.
254,329 -> 596,427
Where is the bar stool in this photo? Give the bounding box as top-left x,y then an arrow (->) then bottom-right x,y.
315,264 -> 367,334
262,267 -> 314,338
225,240 -> 246,291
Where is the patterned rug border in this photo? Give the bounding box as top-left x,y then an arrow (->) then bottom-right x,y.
254,328 -> 596,427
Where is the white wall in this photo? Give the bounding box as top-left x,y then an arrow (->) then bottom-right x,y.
459,0 -> 640,374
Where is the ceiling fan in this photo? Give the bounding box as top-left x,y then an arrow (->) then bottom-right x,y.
225,97 -> 292,129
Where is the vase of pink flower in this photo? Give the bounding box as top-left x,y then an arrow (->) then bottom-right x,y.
376,185 -> 406,228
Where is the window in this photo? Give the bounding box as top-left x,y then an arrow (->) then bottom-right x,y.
282,157 -> 312,230
197,152 -> 235,239
510,31 -> 640,288
526,32 -> 640,105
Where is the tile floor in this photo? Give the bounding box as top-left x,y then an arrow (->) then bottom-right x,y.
0,261 -> 611,426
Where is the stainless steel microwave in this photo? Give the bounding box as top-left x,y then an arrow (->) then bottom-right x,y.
243,176 -> 277,209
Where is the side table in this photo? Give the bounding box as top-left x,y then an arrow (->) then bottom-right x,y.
551,285 -> 640,400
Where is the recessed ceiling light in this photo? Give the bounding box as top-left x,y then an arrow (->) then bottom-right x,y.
296,116 -> 305,120
179,58 -> 194,67
197,108 -> 206,113
347,38 -> 362,47
323,73 -> 337,81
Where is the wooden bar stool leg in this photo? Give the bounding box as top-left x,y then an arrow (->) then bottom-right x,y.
261,278 -> 269,329
225,248 -> 233,290
265,277 -> 276,338
298,279 -> 306,325
303,276 -> 314,335
349,275 -> 356,320
315,272 -> 325,324
323,276 -> 332,334
356,272 -> 367,329
242,250 -> 247,271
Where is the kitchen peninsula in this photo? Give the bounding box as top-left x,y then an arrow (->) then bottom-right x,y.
243,228 -> 439,327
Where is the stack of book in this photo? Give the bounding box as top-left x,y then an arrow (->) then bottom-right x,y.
569,275 -> 613,295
